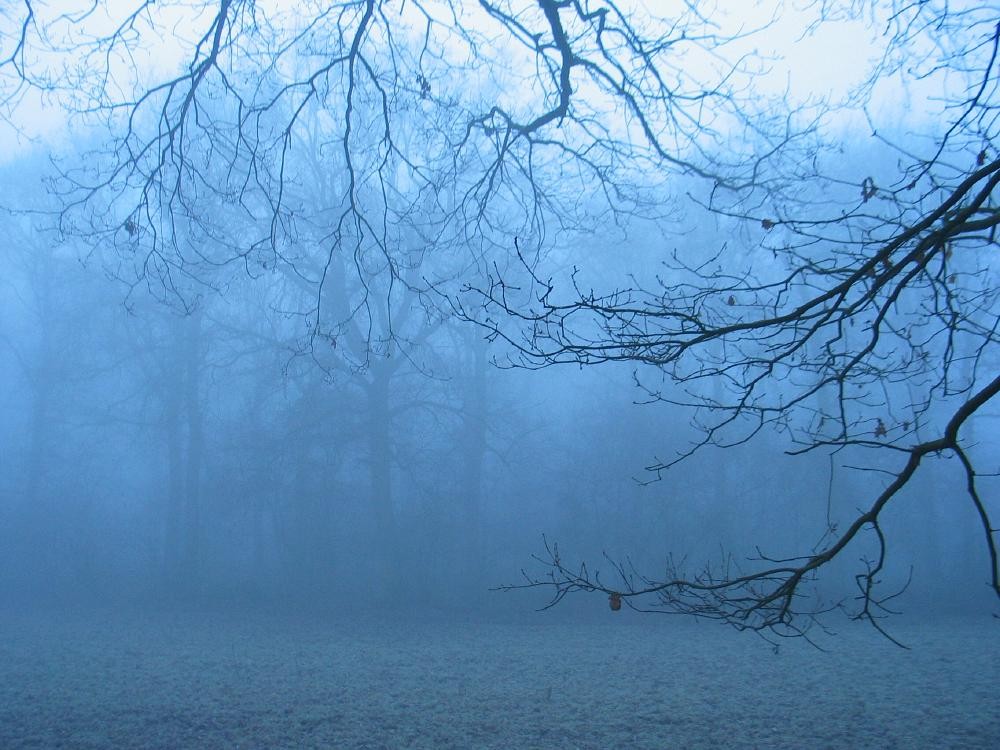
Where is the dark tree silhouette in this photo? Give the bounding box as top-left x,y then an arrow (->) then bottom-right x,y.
459,4 -> 1000,642
0,2 -> 775,330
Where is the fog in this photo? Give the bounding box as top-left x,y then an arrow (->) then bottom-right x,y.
0,157 -> 991,619
1,2 -> 999,747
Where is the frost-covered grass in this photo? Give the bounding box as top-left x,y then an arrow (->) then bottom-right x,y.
0,606 -> 996,749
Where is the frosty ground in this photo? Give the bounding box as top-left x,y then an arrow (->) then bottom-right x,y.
0,605 -> 996,749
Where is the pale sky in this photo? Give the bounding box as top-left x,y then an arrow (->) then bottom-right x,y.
0,1 -> 935,164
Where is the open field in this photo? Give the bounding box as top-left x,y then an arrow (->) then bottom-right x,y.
1,607 -> 997,749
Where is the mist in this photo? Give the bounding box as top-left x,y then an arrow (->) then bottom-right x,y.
0,156 -> 992,618
1,1 -> 999,748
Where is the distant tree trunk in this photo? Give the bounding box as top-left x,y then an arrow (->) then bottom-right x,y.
251,496 -> 268,589
163,382 -> 184,586
246,376 -> 274,593
23,250 -> 56,514
708,361 -> 739,548
181,310 -> 204,590
16,252 -> 58,587
24,341 -> 54,512
366,358 -> 399,593
458,333 -> 489,568
160,310 -> 204,595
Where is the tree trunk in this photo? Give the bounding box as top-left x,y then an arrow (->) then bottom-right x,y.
366,360 -> 398,594
458,333 -> 489,572
163,383 -> 184,587
181,310 -> 204,592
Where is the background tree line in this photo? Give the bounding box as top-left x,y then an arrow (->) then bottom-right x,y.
0,1 -> 996,639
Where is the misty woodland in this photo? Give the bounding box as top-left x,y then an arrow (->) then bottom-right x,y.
0,2 -> 998,748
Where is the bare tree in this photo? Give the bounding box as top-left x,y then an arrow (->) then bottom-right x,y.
4,2 -> 997,639
0,1 -> 780,337
460,3 -> 1000,643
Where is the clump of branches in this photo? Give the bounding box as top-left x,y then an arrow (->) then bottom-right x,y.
0,1 -> 779,352
469,2 -> 1000,642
